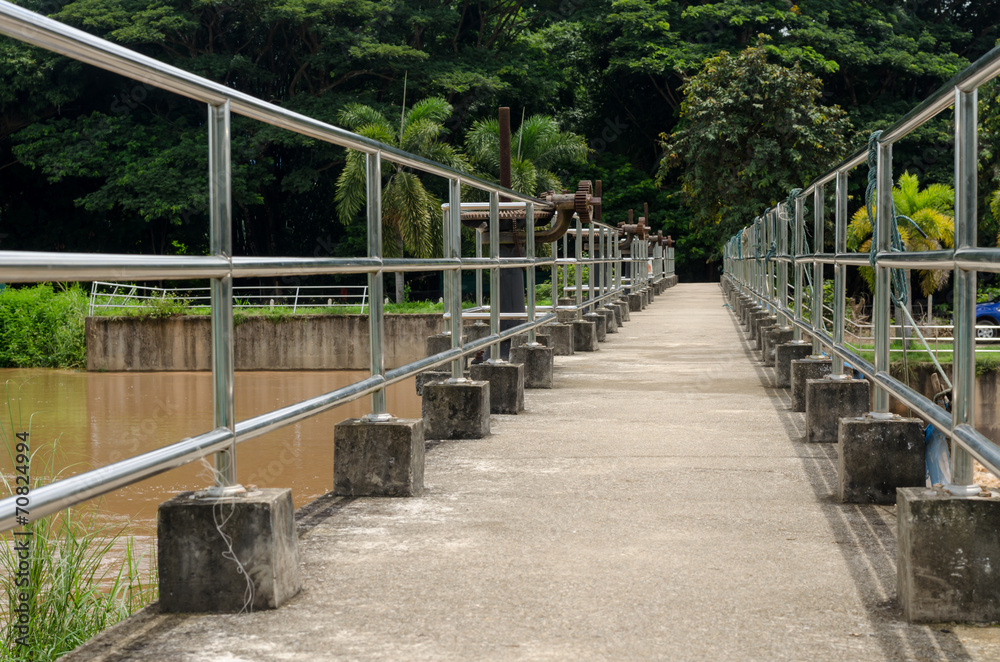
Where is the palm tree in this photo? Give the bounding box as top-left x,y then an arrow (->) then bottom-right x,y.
464,114 -> 589,196
846,172 -> 955,298
335,98 -> 468,303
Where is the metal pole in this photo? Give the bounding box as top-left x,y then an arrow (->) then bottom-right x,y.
873,140 -> 893,413
475,228 -> 483,309
448,179 -> 464,381
208,100 -> 238,490
365,151 -> 391,421
811,184 -> 825,357
588,222 -> 596,311
778,204 -> 789,322
489,191 -> 501,361
575,215 -> 583,314
833,171 -> 848,377
793,196 -> 805,341
951,88 -> 979,493
526,202 -> 537,344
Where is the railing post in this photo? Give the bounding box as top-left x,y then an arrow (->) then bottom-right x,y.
575,215 -> 583,313
832,171 -> 848,377
525,201 -> 537,344
365,151 -> 390,420
811,184 -> 825,356
793,195 -> 805,341
778,204 -> 789,320
208,100 -> 238,490
475,227 -> 483,309
489,191 -> 501,362
448,178 -> 464,380
951,87 -> 979,493
873,139 -> 893,414
587,220 -> 596,310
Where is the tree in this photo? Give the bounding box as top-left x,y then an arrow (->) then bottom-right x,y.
464,114 -> 588,196
334,97 -> 468,303
657,42 -> 852,250
846,172 -> 955,298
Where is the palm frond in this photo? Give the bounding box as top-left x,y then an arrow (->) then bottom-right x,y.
334,150 -> 368,224
402,97 -> 453,134
338,104 -> 392,133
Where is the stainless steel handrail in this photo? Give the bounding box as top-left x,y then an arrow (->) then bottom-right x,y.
0,2 -> 667,531
723,41 -> 1000,491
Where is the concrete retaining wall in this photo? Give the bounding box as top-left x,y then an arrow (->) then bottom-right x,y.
888,363 -> 1000,445
86,314 -> 443,372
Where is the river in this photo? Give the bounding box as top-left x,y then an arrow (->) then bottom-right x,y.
0,368 -> 422,540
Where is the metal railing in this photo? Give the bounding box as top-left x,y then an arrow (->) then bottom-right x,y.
0,2 -> 663,530
88,282 -> 370,316
723,39 -> 1000,495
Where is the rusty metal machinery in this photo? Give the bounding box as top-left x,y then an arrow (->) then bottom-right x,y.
461,180 -> 601,245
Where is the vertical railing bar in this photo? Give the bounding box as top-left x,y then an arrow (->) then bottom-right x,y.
489,191 -> 501,362
475,227 -> 483,309
794,196 -> 805,341
833,171 -> 848,377
448,179 -> 464,381
873,140 -> 894,414
208,100 -> 238,490
951,87 -> 979,492
365,151 -> 390,420
575,215 -> 583,313
526,201 -> 537,344
812,185 -> 825,356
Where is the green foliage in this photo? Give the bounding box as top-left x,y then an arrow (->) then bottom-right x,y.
658,42 -> 852,247
97,292 -> 190,319
464,114 -> 589,195
846,172 -> 955,297
0,386 -> 157,661
0,285 -> 87,368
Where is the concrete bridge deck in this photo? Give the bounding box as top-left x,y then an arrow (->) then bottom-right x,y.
68,283 -> 1000,661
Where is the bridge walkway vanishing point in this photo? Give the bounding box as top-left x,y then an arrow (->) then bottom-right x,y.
67,283 -> 1000,661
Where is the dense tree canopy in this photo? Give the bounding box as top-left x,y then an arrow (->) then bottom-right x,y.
0,0 -> 997,283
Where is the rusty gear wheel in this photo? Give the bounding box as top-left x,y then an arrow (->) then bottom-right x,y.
574,180 -> 593,223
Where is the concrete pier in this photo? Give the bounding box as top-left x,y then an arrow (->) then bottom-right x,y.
790,357 -> 832,412
774,342 -> 811,388
421,380 -> 491,440
469,362 -> 525,414
509,343 -> 554,389
572,319 -> 599,352
837,415 -> 925,504
805,377 -> 870,443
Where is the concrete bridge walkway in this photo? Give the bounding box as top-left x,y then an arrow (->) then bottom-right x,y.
69,283 -> 1000,661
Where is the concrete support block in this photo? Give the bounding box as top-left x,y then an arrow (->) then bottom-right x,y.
572,320 -> 599,352
422,380 -> 491,440
640,290 -> 648,308
615,300 -> 630,323
557,297 -> 575,307
469,362 -> 524,414
755,317 -> 778,350
609,303 -> 623,328
805,377 -> 870,443
158,488 -> 300,613
415,369 -> 450,396
556,308 -> 579,324
426,332 -> 465,369
790,357 -> 832,412
749,310 -> 770,342
583,312 -> 607,342
334,418 -> 424,496
897,487 -> 1000,622
838,415 -> 925,504
464,322 -> 490,343
763,327 -> 794,366
535,332 -> 550,347
597,307 -> 618,333
509,344 -> 553,389
774,342 -> 811,388
628,293 -> 642,312
547,323 -> 574,356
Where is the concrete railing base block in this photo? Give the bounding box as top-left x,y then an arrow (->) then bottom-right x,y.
597,308 -> 618,333
334,418 -> 425,496
547,323 -> 574,356
628,293 -> 642,312
898,487 -> 1000,622
790,358 -> 832,411
762,327 -> 794,366
583,312 -> 607,342
838,416 -> 925,504
470,362 -> 525,414
572,320 -> 599,351
422,381 -> 491,439
774,342 -> 812,387
509,344 -> 554,388
158,488 -> 301,613
426,333 -> 466,369
805,378 -> 869,442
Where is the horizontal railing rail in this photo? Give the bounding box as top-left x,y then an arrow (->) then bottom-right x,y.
723,39 -> 1000,494
0,2 -> 667,531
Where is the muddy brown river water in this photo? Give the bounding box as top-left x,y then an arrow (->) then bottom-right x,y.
0,368 -> 421,539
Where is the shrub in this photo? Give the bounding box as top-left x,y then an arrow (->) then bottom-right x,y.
0,285 -> 87,368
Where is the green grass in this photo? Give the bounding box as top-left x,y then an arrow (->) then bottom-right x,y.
0,383 -> 157,661
0,285 -> 87,369
849,339 -> 1000,374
